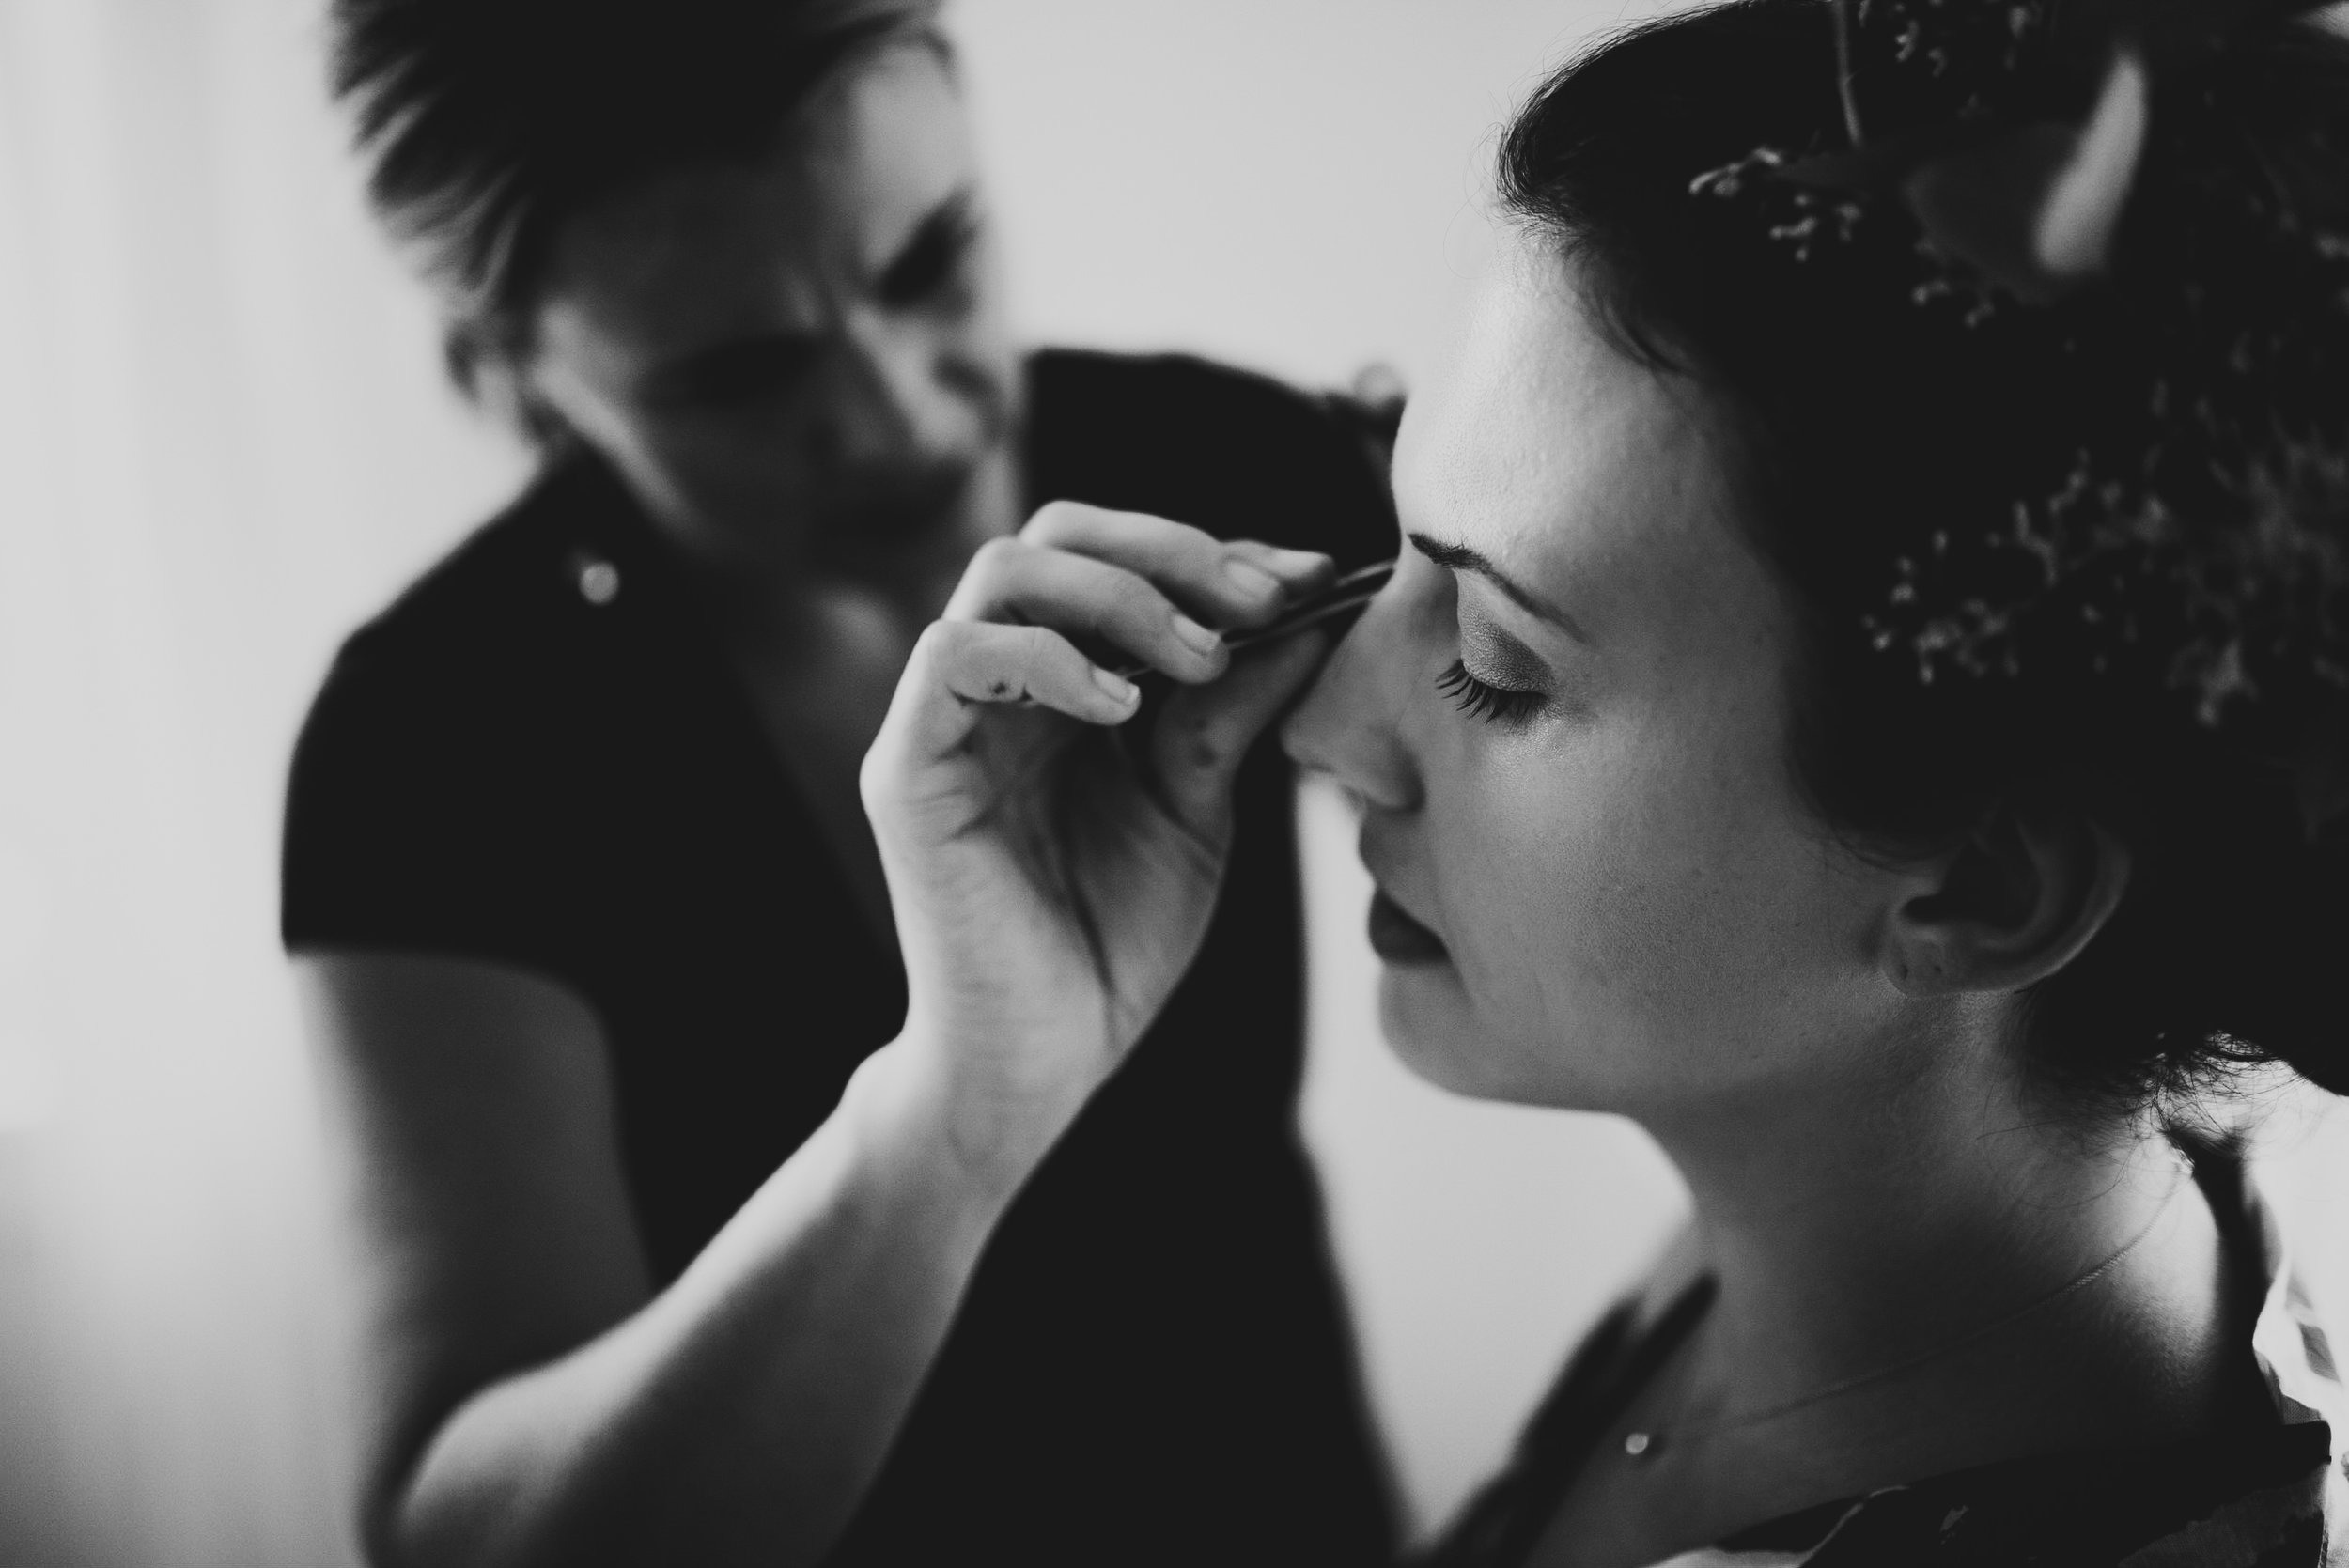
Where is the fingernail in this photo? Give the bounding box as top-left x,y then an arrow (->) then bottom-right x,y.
1172,613 -> 1223,657
1224,558 -> 1283,598
1093,666 -> 1138,705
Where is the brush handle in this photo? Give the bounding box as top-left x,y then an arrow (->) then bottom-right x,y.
1108,558 -> 1394,680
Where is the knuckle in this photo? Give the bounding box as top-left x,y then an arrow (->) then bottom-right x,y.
856,745 -> 890,810
1027,626 -> 1090,689
911,618 -> 959,663
966,535 -> 1025,582
1021,499 -> 1096,544
926,621 -> 995,687
1018,623 -> 1066,664
858,724 -> 911,815
1161,517 -> 1217,553
1109,574 -> 1165,625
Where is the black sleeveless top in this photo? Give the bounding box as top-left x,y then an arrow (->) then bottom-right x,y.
282,350 -> 1399,1567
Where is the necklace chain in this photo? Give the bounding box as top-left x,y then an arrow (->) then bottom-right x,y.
1622,1172 -> 2187,1461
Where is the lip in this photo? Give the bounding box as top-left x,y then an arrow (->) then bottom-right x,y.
1367,887 -> 1450,965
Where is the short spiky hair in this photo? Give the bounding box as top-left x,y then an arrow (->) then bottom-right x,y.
331,0 -> 942,384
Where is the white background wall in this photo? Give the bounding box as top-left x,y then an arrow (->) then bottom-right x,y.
0,3 -> 2342,1564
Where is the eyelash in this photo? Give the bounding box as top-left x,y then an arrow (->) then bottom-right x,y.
1436,660 -> 1546,726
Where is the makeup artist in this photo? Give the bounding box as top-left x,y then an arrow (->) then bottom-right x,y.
281,3 -> 1395,1565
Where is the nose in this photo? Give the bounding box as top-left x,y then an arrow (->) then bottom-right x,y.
1281,573 -> 1424,815
813,313 -> 990,471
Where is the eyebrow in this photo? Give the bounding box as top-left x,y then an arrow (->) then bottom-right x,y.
1409,533 -> 1592,644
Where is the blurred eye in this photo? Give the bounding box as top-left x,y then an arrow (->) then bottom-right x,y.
879,195 -> 981,308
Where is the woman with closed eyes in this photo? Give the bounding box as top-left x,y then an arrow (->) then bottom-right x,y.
857,2 -> 2349,1563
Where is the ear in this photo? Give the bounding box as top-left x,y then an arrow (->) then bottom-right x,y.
1883,808 -> 2133,999
452,323 -> 574,451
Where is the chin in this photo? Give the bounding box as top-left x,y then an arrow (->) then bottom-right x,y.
1376,964 -> 1517,1099
1377,966 -> 1635,1111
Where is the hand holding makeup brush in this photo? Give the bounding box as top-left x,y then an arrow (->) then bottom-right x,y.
857,501 -> 1337,1192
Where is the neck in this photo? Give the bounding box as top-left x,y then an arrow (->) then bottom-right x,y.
1639,1012 -> 2218,1451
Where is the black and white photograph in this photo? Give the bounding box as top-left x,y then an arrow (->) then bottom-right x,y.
3,2 -> 2348,1565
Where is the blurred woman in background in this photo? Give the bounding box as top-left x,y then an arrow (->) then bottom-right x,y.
283,2 -> 1396,1564
856,1 -> 2349,1563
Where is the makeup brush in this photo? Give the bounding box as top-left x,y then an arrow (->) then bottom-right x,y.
1109,557 -> 1394,680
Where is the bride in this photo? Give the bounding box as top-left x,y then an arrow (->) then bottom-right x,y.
855,0 -> 2349,1562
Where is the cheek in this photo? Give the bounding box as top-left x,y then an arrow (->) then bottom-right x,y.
945,252 -> 1015,353
526,358 -> 774,519
1425,706 -> 1872,1094
621,415 -> 800,520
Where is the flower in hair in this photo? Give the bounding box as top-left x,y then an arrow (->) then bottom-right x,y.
1690,0 -> 2349,825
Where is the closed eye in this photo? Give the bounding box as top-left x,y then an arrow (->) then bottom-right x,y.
1436,660 -> 1545,726
879,193 -> 981,307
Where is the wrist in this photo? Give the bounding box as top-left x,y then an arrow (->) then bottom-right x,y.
839,1037 -> 1052,1226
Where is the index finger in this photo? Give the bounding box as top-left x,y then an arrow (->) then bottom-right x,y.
1008,501 -> 1337,631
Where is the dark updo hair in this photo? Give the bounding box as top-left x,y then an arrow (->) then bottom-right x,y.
330,0 -> 942,393
1501,0 -> 2349,1110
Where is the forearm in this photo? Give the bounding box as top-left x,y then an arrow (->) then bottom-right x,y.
380,1040 -> 1016,1568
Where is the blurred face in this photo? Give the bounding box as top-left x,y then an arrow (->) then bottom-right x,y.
1283,252 -> 1907,1118
523,39 -> 1017,582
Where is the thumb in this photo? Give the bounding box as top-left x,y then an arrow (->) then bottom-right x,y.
1150,629 -> 1330,838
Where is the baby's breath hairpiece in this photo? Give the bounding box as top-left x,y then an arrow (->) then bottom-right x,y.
1690,0 -> 2349,834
